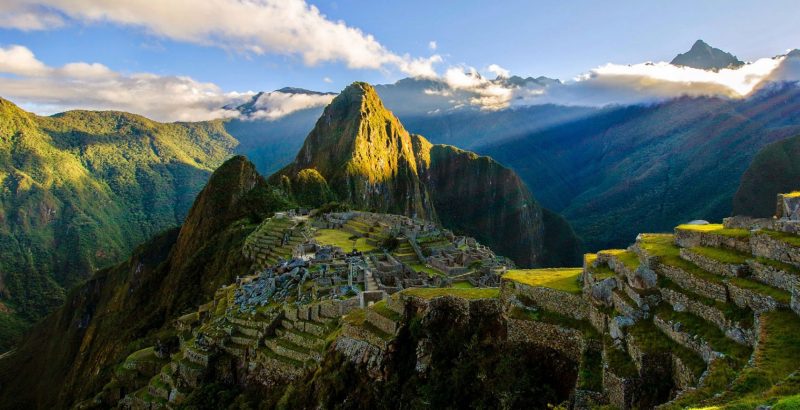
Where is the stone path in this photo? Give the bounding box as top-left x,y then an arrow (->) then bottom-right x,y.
365,269 -> 378,292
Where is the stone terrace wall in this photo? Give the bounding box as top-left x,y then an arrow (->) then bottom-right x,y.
506,318 -> 585,362
501,280 -> 589,320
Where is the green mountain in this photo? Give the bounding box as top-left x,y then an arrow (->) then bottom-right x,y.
0,156 -> 290,409
273,82 -> 580,266
734,132 -> 800,217
0,99 -> 238,349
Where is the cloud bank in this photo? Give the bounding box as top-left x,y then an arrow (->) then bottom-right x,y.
0,45 -> 248,122
247,91 -> 335,120
0,0 -> 441,78
425,54 -> 799,111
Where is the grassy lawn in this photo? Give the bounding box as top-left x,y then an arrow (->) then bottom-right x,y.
452,281 -> 474,289
402,287 -> 499,299
314,229 -> 375,252
784,191 -> 800,198
503,268 -> 583,294
691,246 -> 751,265
676,223 -> 750,238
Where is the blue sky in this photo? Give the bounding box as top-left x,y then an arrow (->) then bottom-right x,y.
0,0 -> 797,120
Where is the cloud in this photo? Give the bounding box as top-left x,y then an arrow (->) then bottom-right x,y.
487,64 -> 509,79
247,91 -> 335,120
0,45 -> 248,122
428,41 -> 437,51
0,0 -> 441,77
323,77 -> 333,83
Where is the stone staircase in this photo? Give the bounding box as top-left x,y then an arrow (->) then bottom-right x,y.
261,304 -> 340,369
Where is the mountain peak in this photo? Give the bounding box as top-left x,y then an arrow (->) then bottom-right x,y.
671,39 -> 744,70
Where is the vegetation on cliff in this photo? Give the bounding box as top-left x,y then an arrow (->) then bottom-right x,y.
734,133 -> 800,217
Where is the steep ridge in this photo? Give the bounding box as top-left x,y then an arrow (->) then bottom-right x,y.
273,82 -> 579,266
0,156 -> 290,409
0,98 -> 237,348
733,133 -> 800,217
482,84 -> 800,252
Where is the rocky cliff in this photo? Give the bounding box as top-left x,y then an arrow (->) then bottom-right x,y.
274,82 -> 579,267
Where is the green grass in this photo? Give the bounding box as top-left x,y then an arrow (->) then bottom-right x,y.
452,281 -> 475,289
401,287 -> 500,300
655,305 -> 753,365
371,300 -> 401,322
762,230 -> 800,247
755,257 -> 800,276
691,246 -> 751,265
728,277 -> 791,305
578,348 -> 603,391
616,250 -> 641,271
588,264 -> 616,280
783,191 -> 800,198
676,224 -> 750,238
314,228 -> 375,252
604,336 -> 638,378
503,268 -> 583,294
126,347 -> 156,361
409,263 -> 445,277
342,309 -> 366,326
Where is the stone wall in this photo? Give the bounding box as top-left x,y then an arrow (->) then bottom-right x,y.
727,281 -> 785,313
674,229 -> 750,254
502,280 -> 589,320
660,287 -> 755,346
653,315 -> 717,363
602,358 -> 639,410
655,263 -> 727,303
671,353 -> 699,391
747,260 -> 799,293
506,318 -> 585,362
679,248 -> 749,277
751,233 -> 800,268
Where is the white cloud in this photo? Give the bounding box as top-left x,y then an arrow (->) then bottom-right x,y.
487,64 -> 510,79
0,45 -> 248,122
248,91 -> 335,120
428,41 -> 437,51
323,77 -> 333,83
0,0 -> 441,77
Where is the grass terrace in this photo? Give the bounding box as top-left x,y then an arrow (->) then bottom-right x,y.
603,336 -> 638,378
676,223 -> 750,238
314,229 -> 375,252
371,300 -> 402,322
784,191 -> 800,198
691,246 -> 751,265
729,276 -> 792,305
658,276 -> 754,328
655,305 -> 753,365
503,268 -> 583,294
638,234 -> 726,285
663,310 -> 800,409
452,281 -> 475,289
762,230 -> 800,247
401,287 -> 500,300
